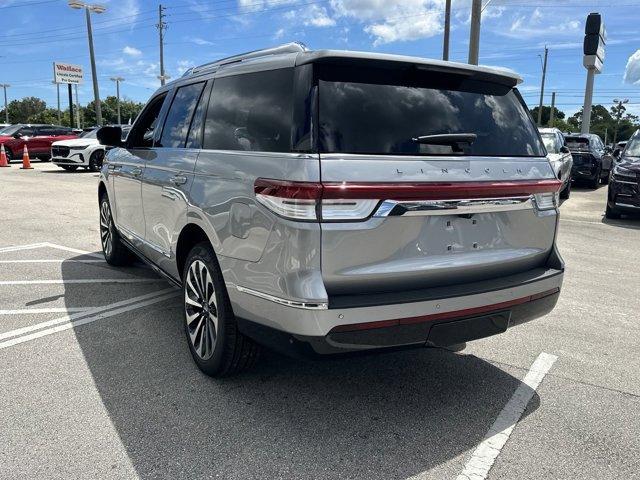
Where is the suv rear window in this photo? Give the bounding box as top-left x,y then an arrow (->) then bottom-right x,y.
317,65 -> 545,157
565,137 -> 590,150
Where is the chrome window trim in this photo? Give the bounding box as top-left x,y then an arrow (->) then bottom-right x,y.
373,196 -> 534,217
235,285 -> 328,310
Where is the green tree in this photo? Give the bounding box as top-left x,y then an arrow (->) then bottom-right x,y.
2,97 -> 47,123
83,96 -> 144,126
529,106 -> 566,126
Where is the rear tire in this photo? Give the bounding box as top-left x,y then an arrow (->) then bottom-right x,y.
601,169 -> 610,185
61,165 -> 79,172
183,242 -> 260,377
99,194 -> 135,266
605,203 -> 622,220
560,180 -> 571,199
4,147 -> 12,162
588,169 -> 600,189
88,150 -> 104,172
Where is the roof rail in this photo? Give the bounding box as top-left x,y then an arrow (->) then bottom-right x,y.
183,42 -> 309,77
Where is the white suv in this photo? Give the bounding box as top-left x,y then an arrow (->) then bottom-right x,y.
52,126 -> 130,172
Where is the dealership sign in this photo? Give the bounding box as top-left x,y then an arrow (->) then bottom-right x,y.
583,13 -> 605,73
53,62 -> 84,84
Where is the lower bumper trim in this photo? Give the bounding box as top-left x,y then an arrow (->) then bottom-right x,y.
330,287 -> 559,333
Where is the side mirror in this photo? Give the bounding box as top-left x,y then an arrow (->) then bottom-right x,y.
560,145 -> 570,154
97,126 -> 123,147
613,148 -> 621,158
604,146 -> 613,154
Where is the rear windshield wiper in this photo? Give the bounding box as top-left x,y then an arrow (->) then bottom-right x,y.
411,133 -> 477,153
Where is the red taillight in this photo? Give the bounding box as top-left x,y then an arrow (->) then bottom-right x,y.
254,178 -> 562,221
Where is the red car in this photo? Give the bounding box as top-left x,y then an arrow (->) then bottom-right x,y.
0,124 -> 78,161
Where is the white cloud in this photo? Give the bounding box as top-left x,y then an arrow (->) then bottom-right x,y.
184,36 -> 214,46
624,50 -> 640,85
274,28 -> 285,39
123,46 -> 142,57
328,0 -> 444,45
177,59 -> 195,75
303,5 -> 336,27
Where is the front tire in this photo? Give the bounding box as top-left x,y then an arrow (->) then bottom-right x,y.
99,195 -> 135,266
88,150 -> 105,172
605,203 -> 622,219
183,242 -> 260,377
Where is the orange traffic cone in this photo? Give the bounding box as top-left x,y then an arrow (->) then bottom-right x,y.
20,145 -> 33,170
0,144 -> 9,167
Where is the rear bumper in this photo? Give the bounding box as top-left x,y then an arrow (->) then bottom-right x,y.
237,289 -> 559,358
230,249 -> 564,357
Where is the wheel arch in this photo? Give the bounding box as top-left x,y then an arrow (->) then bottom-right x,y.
98,181 -> 108,203
175,223 -> 214,280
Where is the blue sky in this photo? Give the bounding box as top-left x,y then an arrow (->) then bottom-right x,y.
2,0 -> 640,118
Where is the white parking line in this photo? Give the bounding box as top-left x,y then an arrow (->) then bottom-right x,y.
0,291 -> 179,351
454,352 -> 558,480
0,243 -> 48,254
0,288 -> 177,343
0,307 -> 94,315
0,278 -> 163,285
0,259 -> 106,264
41,242 -> 104,259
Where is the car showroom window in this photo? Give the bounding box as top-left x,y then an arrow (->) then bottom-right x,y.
157,82 -> 205,148
203,68 -> 293,152
127,93 -> 168,149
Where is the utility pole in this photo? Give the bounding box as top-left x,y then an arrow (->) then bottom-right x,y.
549,91 -> 556,127
443,0 -> 451,61
0,84 -> 9,123
612,98 -> 629,144
468,0 -> 482,65
68,84 -> 74,128
111,76 -> 124,124
537,46 -> 548,126
52,81 -> 61,124
157,4 -> 167,86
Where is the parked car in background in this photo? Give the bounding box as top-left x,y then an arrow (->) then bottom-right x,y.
96,44 -> 564,377
613,140 -> 628,160
0,124 -> 77,162
51,125 -> 131,172
539,127 -> 573,199
564,133 -> 613,188
606,130 -> 640,219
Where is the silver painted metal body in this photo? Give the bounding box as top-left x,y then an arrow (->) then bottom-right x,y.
100,46 -> 563,345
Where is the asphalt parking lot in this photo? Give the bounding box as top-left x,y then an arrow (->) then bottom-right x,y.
1,162 -> 639,480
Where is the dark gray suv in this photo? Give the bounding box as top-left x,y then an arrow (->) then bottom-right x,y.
97,43 -> 564,377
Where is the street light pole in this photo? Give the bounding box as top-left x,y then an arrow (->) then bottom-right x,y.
110,76 -> 124,125
69,1 -> 105,126
0,84 -> 10,123
157,4 -> 167,86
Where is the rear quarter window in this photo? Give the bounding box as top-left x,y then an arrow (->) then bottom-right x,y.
203,68 -> 293,152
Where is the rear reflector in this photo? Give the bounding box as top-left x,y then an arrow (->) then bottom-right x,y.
254,178 -> 562,221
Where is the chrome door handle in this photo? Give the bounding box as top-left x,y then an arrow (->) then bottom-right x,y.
169,174 -> 187,186
131,167 -> 142,176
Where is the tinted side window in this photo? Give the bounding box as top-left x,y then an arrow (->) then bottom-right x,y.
127,93 -> 168,148
158,82 -> 205,148
39,127 -> 56,136
203,68 -> 293,152
19,127 -> 34,136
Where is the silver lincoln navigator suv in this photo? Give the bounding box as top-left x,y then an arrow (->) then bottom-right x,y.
97,43 -> 564,377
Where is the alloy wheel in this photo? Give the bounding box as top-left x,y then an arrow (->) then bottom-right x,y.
185,260 -> 218,360
100,200 -> 113,258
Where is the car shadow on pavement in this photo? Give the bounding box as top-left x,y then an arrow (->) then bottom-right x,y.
62,254 -> 539,480
601,216 -> 640,230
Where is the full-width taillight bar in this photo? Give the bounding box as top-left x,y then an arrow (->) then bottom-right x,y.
254,178 -> 562,221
